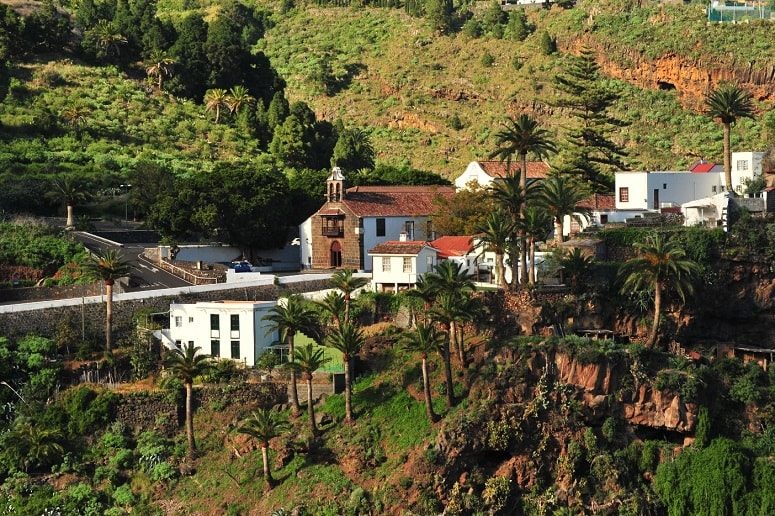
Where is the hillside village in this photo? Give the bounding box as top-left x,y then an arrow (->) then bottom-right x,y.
1,0 -> 775,514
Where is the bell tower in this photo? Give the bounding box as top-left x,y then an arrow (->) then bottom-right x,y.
326,166 -> 345,202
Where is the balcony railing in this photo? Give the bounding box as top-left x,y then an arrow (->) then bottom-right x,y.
322,226 -> 344,237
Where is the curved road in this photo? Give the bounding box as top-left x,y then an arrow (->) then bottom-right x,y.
73,232 -> 191,291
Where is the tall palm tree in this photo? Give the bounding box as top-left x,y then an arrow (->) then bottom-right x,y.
47,178 -> 89,229
326,322 -> 365,423
400,323 -> 445,422
490,174 -> 527,289
430,293 -> 464,408
424,260 -> 475,298
519,206 -> 552,285
145,50 -> 175,91
226,85 -> 256,114
404,275 -> 438,324
329,269 -> 369,324
294,343 -> 330,435
475,209 -> 513,287
204,88 -> 229,123
315,290 -> 345,328
619,234 -> 700,349
490,114 -> 557,285
82,249 -> 130,355
540,175 -> 590,245
164,342 -> 210,457
92,20 -> 127,58
704,83 -> 755,194
238,409 -> 289,487
263,296 -> 319,417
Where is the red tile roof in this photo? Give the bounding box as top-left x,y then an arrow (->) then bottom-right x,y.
477,160 -> 551,179
430,235 -> 474,259
690,161 -> 720,173
369,241 -> 431,255
341,185 -> 454,217
577,194 -> 615,211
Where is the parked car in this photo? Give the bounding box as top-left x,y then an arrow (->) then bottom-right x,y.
232,261 -> 253,273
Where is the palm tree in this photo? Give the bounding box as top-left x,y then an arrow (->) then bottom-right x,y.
430,293 -> 464,408
326,322 -> 365,423
490,114 -> 557,285
557,247 -> 594,294
475,209 -> 513,287
400,323 -> 445,422
315,290 -> 345,328
490,174 -> 527,289
92,20 -> 127,59
164,342 -> 210,457
540,175 -> 590,245
6,418 -> 64,473
145,51 -> 175,91
47,178 -> 89,229
519,206 -> 552,285
82,249 -> 130,355
704,83 -> 755,194
61,106 -> 87,135
237,409 -> 289,487
263,296 -> 319,417
226,85 -> 256,114
329,269 -> 369,324
204,88 -> 229,123
404,275 -> 437,324
619,234 -> 700,349
424,260 -> 475,298
294,343 -> 330,435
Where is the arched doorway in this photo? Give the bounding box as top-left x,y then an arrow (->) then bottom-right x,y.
330,241 -> 342,268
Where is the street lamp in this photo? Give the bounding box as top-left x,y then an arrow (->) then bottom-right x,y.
120,183 -> 132,222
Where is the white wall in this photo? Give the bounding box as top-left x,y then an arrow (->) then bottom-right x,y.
300,218 -> 313,270
615,171 -> 723,210
371,247 -> 437,288
454,162 -> 491,190
731,151 -> 765,193
362,216 -> 433,271
481,250 -> 549,284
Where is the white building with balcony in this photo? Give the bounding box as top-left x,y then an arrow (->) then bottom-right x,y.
158,301 -> 279,366
369,239 -> 438,292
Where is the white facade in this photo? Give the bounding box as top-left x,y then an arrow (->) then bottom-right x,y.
615,152 -> 765,211
479,247 -> 550,285
455,161 -> 496,190
162,301 -> 279,366
681,193 -> 731,228
371,246 -> 437,291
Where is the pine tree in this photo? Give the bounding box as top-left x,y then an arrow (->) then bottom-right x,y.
553,48 -> 627,192
425,0 -> 454,34
267,91 -> 290,130
169,14 -> 209,100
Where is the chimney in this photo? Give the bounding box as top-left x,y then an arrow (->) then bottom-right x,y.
399,232 -> 408,242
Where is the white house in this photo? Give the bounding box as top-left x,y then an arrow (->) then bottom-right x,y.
158,301 -> 279,366
615,152 -> 765,211
369,238 -> 438,292
681,192 -> 731,228
430,235 -> 479,276
454,160 -> 550,190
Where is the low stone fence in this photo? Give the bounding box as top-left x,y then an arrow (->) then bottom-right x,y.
0,282 -> 107,304
114,381 -> 287,436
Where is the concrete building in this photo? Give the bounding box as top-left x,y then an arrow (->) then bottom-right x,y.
157,301 -> 279,366
369,239 -> 438,292
300,168 -> 454,271
454,160 -> 550,190
430,235 -> 479,276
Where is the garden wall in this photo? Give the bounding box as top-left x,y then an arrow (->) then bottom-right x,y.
0,282 -> 106,303
0,279 -> 331,342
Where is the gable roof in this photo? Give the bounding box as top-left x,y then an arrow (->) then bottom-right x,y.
577,194 -> 615,211
341,185 -> 455,217
430,235 -> 475,259
369,240 -> 433,255
476,160 -> 551,180
690,161 -> 722,173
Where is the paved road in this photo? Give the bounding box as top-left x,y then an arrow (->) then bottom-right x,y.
73,232 -> 191,292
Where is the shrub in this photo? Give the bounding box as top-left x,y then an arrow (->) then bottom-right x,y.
149,461 -> 177,481
639,440 -> 660,473
482,476 -> 512,513
112,484 -> 135,507
109,448 -> 133,470
255,349 -> 280,371
486,419 -> 512,451
538,32 -> 557,55
481,53 -> 495,67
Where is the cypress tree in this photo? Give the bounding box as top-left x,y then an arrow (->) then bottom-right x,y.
267,91 -> 290,130
552,48 -> 627,192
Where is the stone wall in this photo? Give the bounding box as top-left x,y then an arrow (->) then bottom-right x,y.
310,202 -> 362,270
0,279 -> 331,341
114,382 -> 287,436
0,282 -> 106,303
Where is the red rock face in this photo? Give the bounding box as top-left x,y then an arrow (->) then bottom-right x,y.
622,385 -> 697,433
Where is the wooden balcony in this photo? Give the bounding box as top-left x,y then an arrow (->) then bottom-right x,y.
322,226 -> 344,237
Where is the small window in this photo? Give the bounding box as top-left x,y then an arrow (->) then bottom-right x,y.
188,341 -> 194,347
737,160 -> 749,171
403,257 -> 412,273
174,340 -> 181,347
662,183 -> 667,190
618,187 -> 629,202
404,221 -> 415,240
712,185 -> 717,193
426,255 -> 433,267
382,257 -> 391,272
174,316 -> 182,327
720,185 -> 726,192
211,340 -> 220,357
231,341 -> 240,359
736,185 -> 742,193
376,218 -> 386,237
230,314 -> 240,331
210,314 -> 219,330
188,317 -> 194,323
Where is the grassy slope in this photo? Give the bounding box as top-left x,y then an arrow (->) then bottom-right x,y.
257,2 -> 772,176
